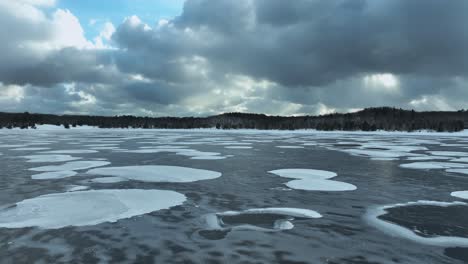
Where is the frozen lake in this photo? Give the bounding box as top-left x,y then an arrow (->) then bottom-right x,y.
0,129 -> 468,263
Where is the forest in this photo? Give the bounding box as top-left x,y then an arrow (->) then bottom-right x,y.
0,107 -> 466,132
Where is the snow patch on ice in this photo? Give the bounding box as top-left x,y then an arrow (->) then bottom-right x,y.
12,147 -> 50,151
428,151 -> 468,157
90,177 -> 127,183
66,185 -> 89,192
0,189 -> 186,229
447,169 -> 468,175
451,191 -> 468,200
29,161 -> 110,172
268,169 -> 356,191
21,155 -> 82,163
41,150 -> 98,154
400,162 -> 468,170
87,165 -> 222,183
366,200 -> 468,247
32,171 -> 77,180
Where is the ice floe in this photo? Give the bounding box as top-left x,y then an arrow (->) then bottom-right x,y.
202,207 -> 322,238
190,156 -> 227,160
224,146 -> 252,149
90,177 -> 127,183
446,169 -> 468,175
342,149 -> 418,160
427,151 -> 468,157
41,150 -> 98,154
276,146 -> 305,149
21,155 -> 82,163
451,191 -> 468,200
400,162 -> 468,170
0,189 -> 186,229
11,147 -> 51,151
66,185 -> 89,192
87,165 -> 222,183
449,157 -> 468,163
366,200 -> 468,247
29,161 -> 110,172
32,171 -> 77,180
268,169 -> 356,191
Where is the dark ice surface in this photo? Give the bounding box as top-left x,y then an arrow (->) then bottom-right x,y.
0,129 -> 468,263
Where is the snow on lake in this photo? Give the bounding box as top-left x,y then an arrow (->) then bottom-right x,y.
1,129 -> 468,263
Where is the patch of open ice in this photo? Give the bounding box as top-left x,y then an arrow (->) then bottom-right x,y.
446,169 -> 468,175
451,191 -> 468,200
219,208 -> 322,219
366,200 -> 468,247
190,156 -> 227,160
406,156 -> 451,161
90,177 -> 127,183
32,171 -> 77,180
343,149 -> 416,160
276,146 -> 304,149
87,165 -> 222,183
0,189 -> 186,229
400,162 -> 468,170
268,169 -> 356,191
449,157 -> 468,163
12,147 -> 51,151
428,151 -> 468,157
41,150 -> 98,154
21,155 -> 82,163
203,207 -> 322,235
29,161 -> 110,172
66,185 -> 89,192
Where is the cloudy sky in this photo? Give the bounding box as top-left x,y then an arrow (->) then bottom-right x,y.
0,0 -> 467,116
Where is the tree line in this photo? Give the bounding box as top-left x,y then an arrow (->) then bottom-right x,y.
0,107 -> 466,132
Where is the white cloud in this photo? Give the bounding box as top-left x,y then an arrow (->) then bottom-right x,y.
50,9 -> 94,49
363,73 -> 400,93
94,22 -> 116,49
0,83 -> 25,102
409,95 -> 455,111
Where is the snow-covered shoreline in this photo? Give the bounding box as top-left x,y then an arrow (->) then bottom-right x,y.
2,124 -> 468,137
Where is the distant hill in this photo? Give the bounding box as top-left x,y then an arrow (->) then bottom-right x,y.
0,107 -> 467,132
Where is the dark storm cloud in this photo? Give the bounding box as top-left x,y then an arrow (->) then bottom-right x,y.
111,0 -> 468,87
0,0 -> 467,115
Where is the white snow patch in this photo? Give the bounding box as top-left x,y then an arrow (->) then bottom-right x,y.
29,161 -> 110,172
428,151 -> 468,157
66,185 -> 89,192
41,150 -> 98,154
204,207 -> 321,232
400,162 -> 468,170
268,169 -> 356,191
190,156 -> 227,160
218,208 -> 322,219
32,171 -> 77,180
21,155 -> 82,163
11,147 -> 51,151
406,156 -> 451,161
451,191 -> 468,200
0,189 -> 186,229
87,165 -> 222,183
446,169 -> 468,175
449,157 -> 468,163
90,177 -> 127,183
365,200 -> 468,247
225,146 -> 253,149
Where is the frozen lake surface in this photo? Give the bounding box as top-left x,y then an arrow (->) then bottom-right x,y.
0,129 -> 468,263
